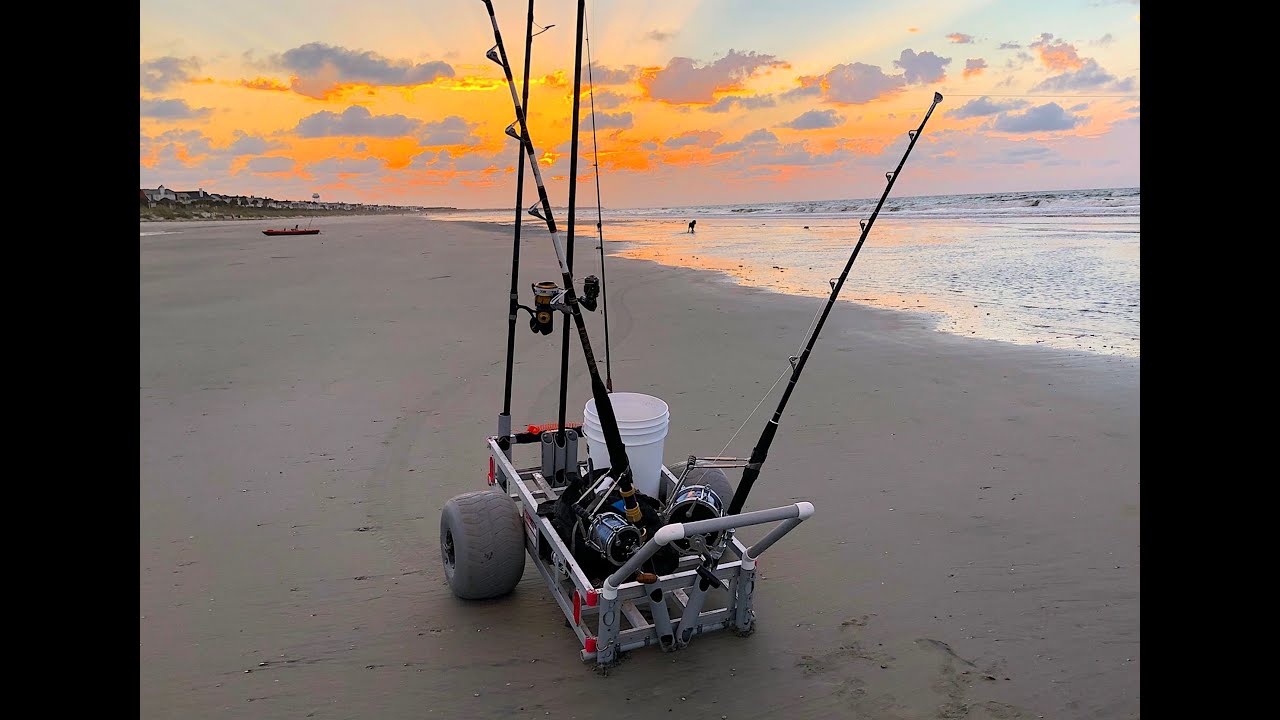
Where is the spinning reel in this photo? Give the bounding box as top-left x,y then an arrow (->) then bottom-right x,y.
522,276 -> 603,335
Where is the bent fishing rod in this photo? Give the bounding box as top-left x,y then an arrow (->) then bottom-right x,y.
481,0 -> 644,525
727,91 -> 944,516
497,0 -> 539,456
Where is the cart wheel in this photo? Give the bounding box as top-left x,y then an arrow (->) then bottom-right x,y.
440,490 -> 526,600
673,464 -> 734,506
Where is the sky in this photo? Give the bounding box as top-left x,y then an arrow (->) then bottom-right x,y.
139,0 -> 1140,209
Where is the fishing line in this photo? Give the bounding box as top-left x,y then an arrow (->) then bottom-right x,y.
945,93 -> 1139,98
717,364 -> 791,459
719,281 -> 830,458
584,20 -> 614,391
796,302 -> 824,357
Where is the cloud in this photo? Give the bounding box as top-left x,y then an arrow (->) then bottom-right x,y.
1006,51 -> 1034,69
420,115 -> 480,145
641,49 -> 789,103
703,94 -> 777,112
819,62 -> 905,104
452,151 -> 505,172
991,102 -> 1084,132
588,90 -> 629,109
949,96 -> 1028,118
293,106 -> 420,138
591,65 -> 641,85
990,144 -> 1054,164
1093,33 -> 1115,46
308,157 -> 385,174
963,58 -> 987,79
712,128 -> 778,154
223,132 -> 277,155
1021,33 -> 1135,92
140,97 -> 213,119
1069,102 -> 1089,112
780,77 -> 823,100
143,129 -> 213,156
742,142 -> 853,167
416,147 -> 507,174
893,49 -> 951,84
246,157 -> 295,173
238,77 -> 291,92
141,129 -> 281,161
947,33 -> 974,44
582,111 -> 634,130
780,109 -> 844,130
272,42 -> 454,98
664,130 -> 722,148
1029,34 -> 1083,71
640,141 -> 659,150
140,57 -> 200,92
1126,105 -> 1140,114
646,29 -> 675,42
999,41 -> 1022,49
1030,58 -> 1135,92
540,71 -> 568,89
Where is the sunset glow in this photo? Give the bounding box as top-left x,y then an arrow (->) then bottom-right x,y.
140,0 -> 1140,208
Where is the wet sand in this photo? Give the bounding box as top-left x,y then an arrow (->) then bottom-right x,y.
140,214 -> 1139,719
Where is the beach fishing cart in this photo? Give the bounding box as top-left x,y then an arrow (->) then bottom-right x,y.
438,0 -> 939,672
442,429 -> 812,669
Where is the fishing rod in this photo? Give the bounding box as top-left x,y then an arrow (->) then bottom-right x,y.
584,23 -> 613,392
551,1 -> 584,450
727,92 -> 944,516
481,0 -> 644,526
498,0 -> 539,457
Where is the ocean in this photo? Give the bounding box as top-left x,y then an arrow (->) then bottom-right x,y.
425,187 -> 1140,358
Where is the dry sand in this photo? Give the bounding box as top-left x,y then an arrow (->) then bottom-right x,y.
140,214 -> 1139,719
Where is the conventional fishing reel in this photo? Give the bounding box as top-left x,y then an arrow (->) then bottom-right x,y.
521,276 -> 603,335
585,511 -> 643,565
662,483 -> 728,555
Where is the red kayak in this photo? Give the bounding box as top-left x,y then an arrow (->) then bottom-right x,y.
262,228 -> 320,236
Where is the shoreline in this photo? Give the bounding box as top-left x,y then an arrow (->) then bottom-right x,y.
141,215 -> 1139,719
140,211 -> 426,223
456,216 -> 1142,365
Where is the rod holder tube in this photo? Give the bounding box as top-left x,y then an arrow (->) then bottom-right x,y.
675,578 -> 712,648
603,502 -> 811,598
648,588 -> 675,650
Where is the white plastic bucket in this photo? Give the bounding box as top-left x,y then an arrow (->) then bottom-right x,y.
582,393 -> 670,498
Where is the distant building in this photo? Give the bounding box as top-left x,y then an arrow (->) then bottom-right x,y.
141,185 -> 177,203
173,188 -> 208,204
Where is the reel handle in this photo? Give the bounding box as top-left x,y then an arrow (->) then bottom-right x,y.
695,564 -> 724,589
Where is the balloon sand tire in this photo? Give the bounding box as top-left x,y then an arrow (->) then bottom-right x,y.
440,490 -> 526,600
